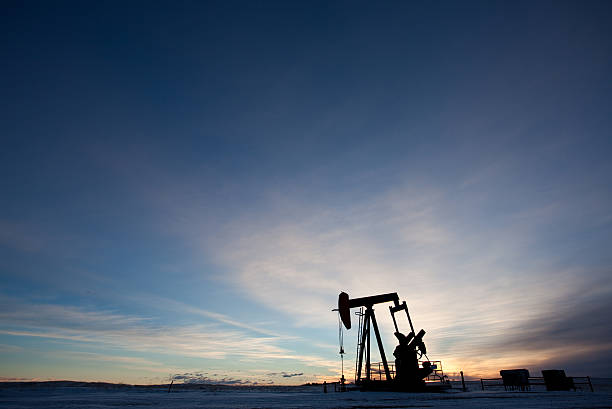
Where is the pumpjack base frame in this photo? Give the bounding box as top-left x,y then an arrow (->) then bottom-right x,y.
356,380 -> 453,393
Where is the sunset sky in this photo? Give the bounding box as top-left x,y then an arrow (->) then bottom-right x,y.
1,1 -> 611,385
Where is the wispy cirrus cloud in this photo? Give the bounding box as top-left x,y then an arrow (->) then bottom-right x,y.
84,147 -> 612,378
197,178 -> 612,377
210,185 -> 451,324
51,351 -> 166,370
14,141 -> 607,380
0,295 -> 338,383
129,295 -> 291,338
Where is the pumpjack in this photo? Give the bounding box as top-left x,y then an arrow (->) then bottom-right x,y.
336,291 -> 449,392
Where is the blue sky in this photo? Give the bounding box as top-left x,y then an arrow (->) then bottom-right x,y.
1,1 -> 611,384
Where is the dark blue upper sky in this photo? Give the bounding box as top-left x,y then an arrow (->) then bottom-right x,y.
1,1 -> 611,383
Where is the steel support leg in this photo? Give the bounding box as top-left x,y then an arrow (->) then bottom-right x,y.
370,309 -> 391,381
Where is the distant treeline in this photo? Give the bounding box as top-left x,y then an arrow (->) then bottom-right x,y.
0,380 -> 324,391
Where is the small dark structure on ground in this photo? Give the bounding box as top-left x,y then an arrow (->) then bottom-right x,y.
500,369 -> 530,391
542,369 -> 575,391
334,291 -> 450,392
481,369 -> 593,392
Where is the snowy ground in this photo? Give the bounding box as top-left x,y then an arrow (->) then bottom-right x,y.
1,380 -> 611,408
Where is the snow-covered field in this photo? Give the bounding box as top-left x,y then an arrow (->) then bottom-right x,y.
1,380 -> 611,408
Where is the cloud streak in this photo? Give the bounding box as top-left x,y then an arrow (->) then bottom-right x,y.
197,178 -> 612,377
0,295 -> 338,383
74,147 -> 612,378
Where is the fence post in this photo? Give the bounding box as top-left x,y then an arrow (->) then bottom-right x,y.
481,378 -> 485,391
587,376 -> 594,392
460,371 -> 467,392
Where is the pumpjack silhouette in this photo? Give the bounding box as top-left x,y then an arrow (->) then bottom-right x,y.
336,292 -> 449,391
